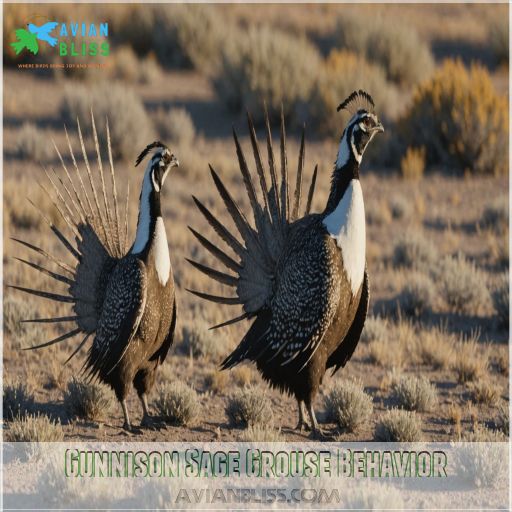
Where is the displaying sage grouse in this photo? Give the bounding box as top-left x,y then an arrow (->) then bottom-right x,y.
188,91 -> 383,435
10,116 -> 179,432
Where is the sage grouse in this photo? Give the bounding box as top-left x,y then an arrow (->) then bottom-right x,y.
188,91 -> 383,435
10,116 -> 179,432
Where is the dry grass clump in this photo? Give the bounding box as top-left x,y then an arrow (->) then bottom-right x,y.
492,272 -> 509,328
389,195 -> 412,220
392,230 -> 438,270
4,294 -> 32,338
452,333 -> 488,383
481,196 -> 508,234
469,380 -> 501,407
240,425 -> 284,442
436,254 -> 491,315
401,59 -> 508,176
3,380 -> 35,421
213,24 -> 321,122
495,401 -> 509,436
6,413 -> 64,442
155,107 -> 196,147
205,371 -> 229,393
391,375 -> 437,412
400,146 -> 426,180
181,322 -> 226,360
63,379 -> 113,421
308,49 -> 398,136
155,382 -> 199,426
61,82 -> 153,160
397,272 -> 436,317
374,409 -> 422,442
324,380 -> 373,433
232,366 -> 258,387
418,326 -> 455,369
336,12 -> 434,85
15,123 -> 53,162
226,387 -> 273,428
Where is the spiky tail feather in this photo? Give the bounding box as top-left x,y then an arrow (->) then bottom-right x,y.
9,113 -> 130,362
188,107 -> 318,329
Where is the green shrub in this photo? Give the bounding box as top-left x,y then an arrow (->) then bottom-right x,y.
436,254 -> 491,315
308,50 -> 399,136
15,123 -> 53,162
155,382 -> 199,426
336,13 -> 434,85
400,59 -> 508,176
213,25 -> 321,122
226,387 -> 273,428
325,380 -> 373,432
60,82 -> 154,161
63,379 -> 113,421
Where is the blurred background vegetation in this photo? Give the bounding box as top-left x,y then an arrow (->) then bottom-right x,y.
4,3 -> 509,176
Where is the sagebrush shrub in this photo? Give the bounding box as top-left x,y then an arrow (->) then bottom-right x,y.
63,379 -> 112,421
61,82 -> 154,160
181,321 -> 226,360
492,272 -> 509,328
3,380 -> 35,420
392,230 -> 438,270
400,59 -> 508,176
336,13 -> 434,86
470,380 -> 501,407
213,25 -> 321,122
495,401 -> 509,436
481,197 -> 508,234
360,316 -> 388,344
375,409 -> 422,442
308,49 -> 398,136
15,123 -> 53,162
391,375 -> 437,412
155,382 -> 199,426
155,107 -> 196,147
397,272 -> 436,317
325,380 -> 373,432
6,413 -> 64,442
226,387 -> 272,428
436,254 -> 491,315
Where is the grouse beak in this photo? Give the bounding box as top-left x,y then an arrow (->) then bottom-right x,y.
372,122 -> 385,134
171,156 -> 180,168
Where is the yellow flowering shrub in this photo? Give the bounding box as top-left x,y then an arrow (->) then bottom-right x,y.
401,59 -> 508,176
308,50 -> 399,136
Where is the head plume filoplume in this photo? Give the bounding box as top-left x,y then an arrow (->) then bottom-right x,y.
135,141 -> 169,167
337,90 -> 375,116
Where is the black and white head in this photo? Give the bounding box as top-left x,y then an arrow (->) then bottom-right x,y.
335,90 -> 384,168
135,141 -> 179,192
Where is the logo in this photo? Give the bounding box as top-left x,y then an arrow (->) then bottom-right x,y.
10,20 -> 109,57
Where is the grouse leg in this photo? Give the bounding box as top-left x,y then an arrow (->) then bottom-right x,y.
139,393 -> 164,430
306,401 -> 326,439
121,400 -> 142,434
295,400 -> 311,431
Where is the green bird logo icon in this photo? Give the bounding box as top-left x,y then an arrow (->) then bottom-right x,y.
10,28 -> 39,55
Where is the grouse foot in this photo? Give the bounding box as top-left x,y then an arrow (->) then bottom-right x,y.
121,422 -> 143,435
294,419 -> 311,432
